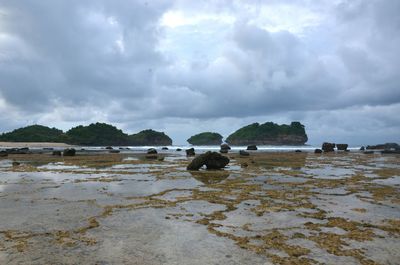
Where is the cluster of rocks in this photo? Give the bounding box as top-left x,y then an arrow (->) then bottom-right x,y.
363,143 -> 400,154
187,151 -> 229,170
0,147 -> 32,157
315,143 -> 349,153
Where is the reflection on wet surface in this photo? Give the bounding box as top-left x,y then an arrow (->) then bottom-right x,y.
0,152 -> 399,264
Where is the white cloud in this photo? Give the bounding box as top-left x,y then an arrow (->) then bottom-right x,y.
0,0 -> 399,144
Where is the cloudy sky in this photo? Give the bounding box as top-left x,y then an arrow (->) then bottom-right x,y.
0,0 -> 399,145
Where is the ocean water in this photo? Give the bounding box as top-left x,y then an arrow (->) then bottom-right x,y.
0,144 -> 362,153
75,144 -> 362,153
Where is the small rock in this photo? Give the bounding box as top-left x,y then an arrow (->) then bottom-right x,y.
247,145 -> 258,151
336,144 -> 348,151
186,148 -> 195,156
147,148 -> 157,154
162,147 -> 169,150
314,149 -> 323,154
322,142 -> 335,152
295,150 -> 302,153
360,146 -> 365,151
105,146 -> 113,150
220,144 -> 231,150
176,148 -> 182,151
239,150 -> 250,156
63,148 -> 76,156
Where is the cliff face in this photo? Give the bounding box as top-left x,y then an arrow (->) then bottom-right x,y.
226,122 -> 308,146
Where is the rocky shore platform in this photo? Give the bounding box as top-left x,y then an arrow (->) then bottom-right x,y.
0,150 -> 399,264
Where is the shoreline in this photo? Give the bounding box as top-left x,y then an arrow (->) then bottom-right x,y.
0,142 -> 73,148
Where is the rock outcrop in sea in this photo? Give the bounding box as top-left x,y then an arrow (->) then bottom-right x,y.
187,132 -> 223,145
226,122 -> 307,145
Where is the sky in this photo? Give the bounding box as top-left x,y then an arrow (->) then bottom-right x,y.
0,0 -> 399,145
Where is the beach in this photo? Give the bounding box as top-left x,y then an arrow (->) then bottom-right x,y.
0,150 -> 399,264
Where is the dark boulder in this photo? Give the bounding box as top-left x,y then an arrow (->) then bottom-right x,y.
336,144 -> 348,151
105,146 -> 113,150
220,144 -> 231,150
147,148 -> 157,154
52,151 -> 62,156
162,147 -> 169,150
176,148 -> 182,151
247,145 -> 258,151
187,151 -> 229,170
205,152 -> 230,169
186,148 -> 195,156
322,142 -> 335,152
63,148 -> 76,156
360,146 -> 365,151
239,150 -> 250,156
0,151 -> 7,157
295,150 -> 302,153
314,149 -> 323,154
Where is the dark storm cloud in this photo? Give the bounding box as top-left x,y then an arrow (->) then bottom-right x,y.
0,0 -> 169,111
0,0 -> 399,144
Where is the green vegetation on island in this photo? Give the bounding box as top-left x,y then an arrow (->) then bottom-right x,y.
129,129 -> 172,146
0,125 -> 66,143
66,123 -> 129,146
187,132 -> 223,145
0,123 -> 172,146
226,121 -> 308,145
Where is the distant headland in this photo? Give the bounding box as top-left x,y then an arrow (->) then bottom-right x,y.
0,121 -> 308,146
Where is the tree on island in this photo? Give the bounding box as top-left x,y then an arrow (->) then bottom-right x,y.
0,123 -> 174,146
226,121 -> 308,145
187,132 -> 223,145
0,125 -> 66,142
129,129 -> 172,146
66,122 -> 130,146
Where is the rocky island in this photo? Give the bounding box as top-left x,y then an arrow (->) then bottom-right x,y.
0,125 -> 66,143
129,129 -> 172,146
0,123 -> 172,146
226,121 -> 308,145
187,132 -> 223,145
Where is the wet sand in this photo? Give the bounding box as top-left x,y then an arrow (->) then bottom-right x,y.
0,151 -> 399,264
